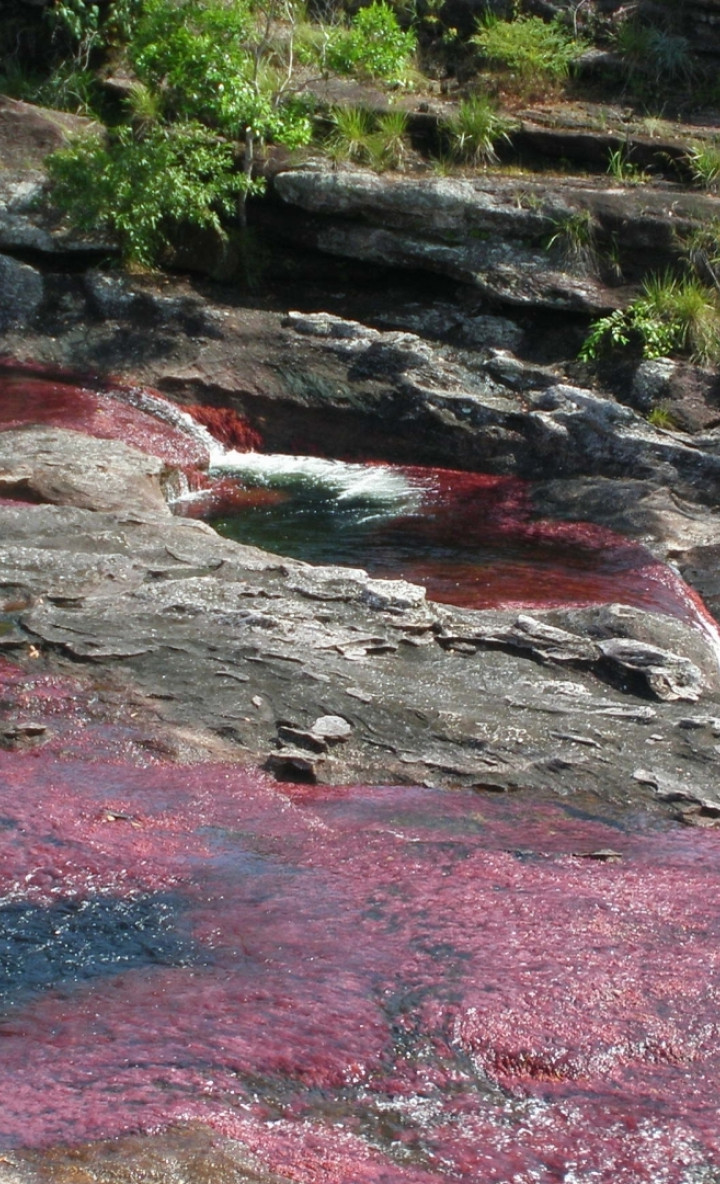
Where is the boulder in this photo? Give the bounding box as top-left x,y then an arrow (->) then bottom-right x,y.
0,426 -> 175,516
0,254 -> 43,328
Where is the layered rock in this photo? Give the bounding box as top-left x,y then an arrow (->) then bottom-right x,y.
2,424 -> 720,818
271,168 -> 720,309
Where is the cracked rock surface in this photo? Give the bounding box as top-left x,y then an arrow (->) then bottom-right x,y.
2,429 -> 720,817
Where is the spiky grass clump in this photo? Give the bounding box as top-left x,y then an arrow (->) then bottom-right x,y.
325,106 -> 410,171
442,95 -> 512,167
686,142 -> 720,193
545,209 -> 598,275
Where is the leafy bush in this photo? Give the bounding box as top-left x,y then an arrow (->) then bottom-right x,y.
129,0 -> 252,126
442,94 -> 512,166
327,2 -> 417,85
580,272 -> 720,366
128,0 -> 313,146
471,12 -> 581,86
47,122 -> 255,267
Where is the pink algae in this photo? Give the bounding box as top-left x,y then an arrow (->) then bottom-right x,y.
0,358 -> 210,469
394,466 -> 713,625
185,404 -> 263,452
1,664 -> 720,1179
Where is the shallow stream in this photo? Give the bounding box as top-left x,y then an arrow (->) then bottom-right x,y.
2,359 -> 720,1180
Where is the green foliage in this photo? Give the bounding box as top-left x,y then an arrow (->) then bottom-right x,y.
442,94 -> 512,167
129,0 -> 251,124
646,404 -> 677,430
580,272 -> 720,366
545,209 -> 598,275
686,142 -> 720,193
128,0 -> 312,145
606,143 -> 648,184
370,109 -> 411,170
32,62 -> 99,113
47,122 -> 257,268
615,18 -> 693,90
125,79 -> 164,129
327,2 -> 417,84
0,58 -> 99,114
471,12 -> 581,85
677,220 -> 720,288
47,0 -> 103,64
325,105 -> 375,162
47,0 -> 143,64
325,105 -> 410,170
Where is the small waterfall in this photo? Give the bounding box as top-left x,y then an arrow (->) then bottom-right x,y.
201,451 -> 428,521
105,384 -> 220,458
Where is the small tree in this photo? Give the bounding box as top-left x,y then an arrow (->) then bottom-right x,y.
48,121 -> 253,267
128,0 -> 314,224
47,0 -> 419,258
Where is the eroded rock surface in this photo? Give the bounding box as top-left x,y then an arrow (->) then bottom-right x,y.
271,168 -> 720,309
1,428 -> 719,814
0,426 -> 174,515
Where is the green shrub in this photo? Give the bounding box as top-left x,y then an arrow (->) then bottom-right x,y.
129,0 -> 253,127
47,122 -> 256,268
580,272 -> 720,366
327,2 -> 417,85
442,94 -> 512,166
471,12 -> 581,86
129,0 -> 314,149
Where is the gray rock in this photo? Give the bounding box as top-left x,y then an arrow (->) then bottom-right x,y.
85,270 -> 140,319
3,477 -> 720,807
0,426 -> 174,516
598,637 -> 704,701
0,254 -> 43,328
631,358 -> 677,411
273,167 -> 720,311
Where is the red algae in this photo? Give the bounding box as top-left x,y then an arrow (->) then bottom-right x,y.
394,466 -> 713,625
0,358 -> 209,469
186,404 -> 263,452
2,659 -> 720,1179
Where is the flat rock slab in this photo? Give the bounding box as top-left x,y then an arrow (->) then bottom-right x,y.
1,430 -> 720,814
0,426 -> 174,515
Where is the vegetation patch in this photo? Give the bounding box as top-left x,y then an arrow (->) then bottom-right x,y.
48,122 -> 252,267
471,12 -> 583,91
580,273 -> 720,367
441,94 -> 513,167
